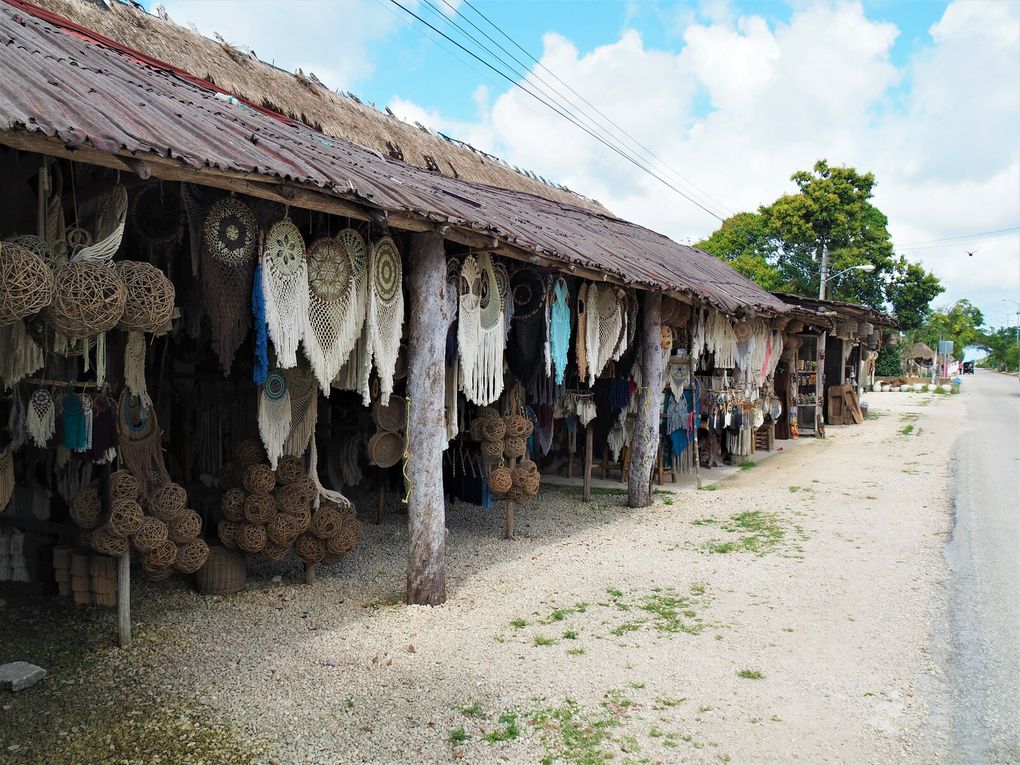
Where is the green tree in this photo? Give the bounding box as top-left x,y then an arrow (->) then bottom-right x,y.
884,259 -> 944,331
975,326 -> 1020,371
912,300 -> 984,360
694,212 -> 785,290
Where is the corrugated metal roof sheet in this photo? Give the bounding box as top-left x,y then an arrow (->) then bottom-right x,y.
772,292 -> 897,328
0,1 -> 789,315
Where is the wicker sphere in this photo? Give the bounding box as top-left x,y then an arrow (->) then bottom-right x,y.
237,523 -> 267,554
107,499 -> 145,537
513,459 -> 541,497
327,518 -> 362,555
292,476 -> 317,504
488,466 -> 513,496
70,485 -> 102,529
111,470 -> 140,502
168,509 -> 202,544
266,510 -> 306,546
221,488 -> 247,522
275,454 -> 305,485
468,419 -> 485,442
234,438 -> 265,465
45,261 -> 127,340
504,436 -> 527,459
310,506 -> 343,540
242,463 -> 277,495
243,493 -> 277,525
0,241 -> 55,326
149,482 -> 187,521
478,406 -> 500,420
273,484 -> 309,516
505,414 -> 533,439
114,261 -> 175,332
295,532 -> 326,564
217,520 -> 240,549
144,540 -> 178,569
261,540 -> 290,562
481,439 -> 503,459
4,234 -> 58,268
174,538 -> 210,574
92,526 -> 129,557
143,563 -> 175,581
480,416 -> 506,442
131,516 -> 169,552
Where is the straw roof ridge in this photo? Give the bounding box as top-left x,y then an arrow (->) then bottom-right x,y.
28,0 -> 610,216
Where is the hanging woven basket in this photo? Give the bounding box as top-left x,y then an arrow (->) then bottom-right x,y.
195,545 -> 246,595
488,466 -> 513,496
45,261 -> 127,340
372,397 -> 407,433
504,414 -> 533,439
504,436 -> 527,459
480,416 -> 507,442
368,431 -> 403,468
115,261 -> 175,333
480,439 -> 503,460
0,241 -> 55,326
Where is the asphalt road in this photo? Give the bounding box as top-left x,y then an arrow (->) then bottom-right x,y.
934,370 -> 1020,763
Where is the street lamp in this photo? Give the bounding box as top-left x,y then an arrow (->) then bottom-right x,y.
819,263 -> 875,299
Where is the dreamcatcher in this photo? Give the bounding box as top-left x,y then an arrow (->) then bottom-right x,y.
584,284 -> 625,385
458,253 -> 504,406
704,309 -> 738,368
507,268 -> 545,388
27,389 -> 55,447
117,390 -> 169,499
201,197 -> 257,375
258,370 -> 291,469
547,278 -> 571,385
261,218 -> 308,369
131,183 -> 184,265
124,331 -> 151,409
367,236 -> 404,406
284,365 -> 317,456
305,230 -> 366,391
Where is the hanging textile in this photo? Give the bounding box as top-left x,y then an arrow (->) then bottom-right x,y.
458,254 -> 504,406
202,197 -> 258,375
7,392 -> 26,452
444,257 -> 460,445
284,365 -> 317,456
0,320 -> 44,390
61,394 -> 88,451
258,370 -> 291,469
507,268 -> 545,388
548,278 -> 571,385
73,184 -> 127,263
27,390 -> 55,447
305,230 -> 366,391
367,236 -> 404,406
705,310 -> 738,369
124,330 -> 151,409
585,285 -> 624,385
493,261 -> 514,343
0,446 -> 13,512
260,218 -> 308,368
117,391 -> 169,498
576,284 -> 588,384
89,393 -> 117,462
252,264 -> 269,385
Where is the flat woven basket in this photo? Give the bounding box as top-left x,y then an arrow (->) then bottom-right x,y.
194,545 -> 246,595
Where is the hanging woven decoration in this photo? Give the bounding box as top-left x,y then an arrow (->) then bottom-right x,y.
548,278 -> 571,385
45,261 -> 127,340
252,263 -> 269,385
131,183 -> 184,259
258,370 -> 292,469
261,218 -> 308,369
115,261 -> 175,333
73,184 -> 128,263
367,236 -> 404,406
492,261 -> 514,343
0,446 -> 13,513
0,241 -> 54,326
0,320 -> 44,389
283,365 -> 317,456
27,389 -> 56,447
704,310 -> 738,368
124,331 -> 151,409
304,230 -> 365,390
576,284 -> 588,383
458,253 -> 504,406
117,390 -> 170,499
584,284 -> 624,385
202,197 -> 257,375
61,394 -> 89,451
507,268 -> 545,388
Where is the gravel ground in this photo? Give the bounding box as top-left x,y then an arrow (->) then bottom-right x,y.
0,389 -> 961,765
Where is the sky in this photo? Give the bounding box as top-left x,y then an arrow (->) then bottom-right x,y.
157,0 -> 1020,331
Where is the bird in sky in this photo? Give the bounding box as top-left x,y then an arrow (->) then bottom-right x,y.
966,251 -> 976,257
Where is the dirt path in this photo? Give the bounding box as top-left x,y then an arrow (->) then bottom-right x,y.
1,389 -> 962,764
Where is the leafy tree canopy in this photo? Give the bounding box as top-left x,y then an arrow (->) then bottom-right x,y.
910,300 -> 984,360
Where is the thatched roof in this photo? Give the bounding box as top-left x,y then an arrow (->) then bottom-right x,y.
908,342 -> 934,361
29,0 -> 609,216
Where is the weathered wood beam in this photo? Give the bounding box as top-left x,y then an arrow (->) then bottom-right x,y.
405,231 -> 448,606
628,290 -> 664,508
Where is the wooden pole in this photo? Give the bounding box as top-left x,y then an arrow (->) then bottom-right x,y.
304,562 -> 316,585
117,552 -> 131,648
405,232 -> 448,606
628,290 -> 664,508
690,356 -> 703,490
582,426 -> 594,502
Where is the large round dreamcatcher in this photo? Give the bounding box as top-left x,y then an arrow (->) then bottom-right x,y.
458,253 -> 504,405
204,198 -> 257,267
508,268 -> 545,387
262,218 -> 307,368
132,184 -> 184,253
367,236 -> 404,406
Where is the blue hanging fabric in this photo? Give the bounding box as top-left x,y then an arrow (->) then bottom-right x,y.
251,263 -> 269,385
62,394 -> 88,451
549,278 -> 571,385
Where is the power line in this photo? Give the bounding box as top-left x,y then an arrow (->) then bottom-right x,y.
385,0 -> 725,222
896,226 -> 1020,247
897,232 -> 1020,252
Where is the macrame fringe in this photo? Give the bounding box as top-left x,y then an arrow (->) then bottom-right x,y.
0,321 -> 44,390
262,241 -> 308,370
0,447 -> 14,513
125,331 -> 152,409
117,391 -> 169,499
258,375 -> 291,470
27,391 -> 55,447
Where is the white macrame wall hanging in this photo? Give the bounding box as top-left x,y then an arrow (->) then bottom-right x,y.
0,320 -> 44,389
584,284 -> 624,386
444,257 -> 460,445
284,365 -> 317,456
304,230 -> 366,391
258,370 -> 291,469
262,218 -> 308,368
27,389 -> 55,447
458,253 -> 504,406
124,330 -> 151,409
705,309 -> 738,368
367,236 -> 404,406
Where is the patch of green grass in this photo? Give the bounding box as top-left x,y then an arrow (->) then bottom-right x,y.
697,705 -> 713,713
346,697 -> 355,709
653,696 -> 686,708
533,634 -> 558,647
610,621 -> 642,636
661,495 -> 674,505
589,486 -> 628,497
699,483 -> 720,491
529,697 -> 627,765
628,682 -> 645,690
562,629 -> 579,640
566,647 -> 586,656
788,485 -> 802,493
692,518 -> 717,526
449,727 -> 470,744
739,459 -> 756,471
484,713 -> 520,743
705,510 -> 787,556
509,617 -> 528,629
737,669 -> 765,680
461,700 -> 484,718
898,424 -> 914,435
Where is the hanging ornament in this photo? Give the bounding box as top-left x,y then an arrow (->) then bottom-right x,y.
61,393 -> 89,451
0,446 -> 13,513
258,370 -> 292,469
548,278 -> 571,385
492,261 -> 514,343
27,389 -> 56,447
284,365 -> 317,456
576,284 -> 588,383
507,268 -> 545,388
124,331 -> 151,409
262,218 -> 308,368
0,320 -> 44,389
367,236 -> 404,406
201,197 -> 257,375
458,253 -> 505,406
252,264 -> 269,385
117,390 -> 169,499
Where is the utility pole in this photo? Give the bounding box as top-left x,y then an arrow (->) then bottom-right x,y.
818,239 -> 829,299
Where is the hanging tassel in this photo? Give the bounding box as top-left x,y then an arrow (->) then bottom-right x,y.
96,332 -> 107,385
252,263 -> 269,386
257,370 -> 291,469
27,390 -> 56,447
125,331 -> 152,409
0,447 -> 14,512
61,394 -> 88,451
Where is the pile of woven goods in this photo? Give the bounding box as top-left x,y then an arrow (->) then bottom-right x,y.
468,406 -> 540,503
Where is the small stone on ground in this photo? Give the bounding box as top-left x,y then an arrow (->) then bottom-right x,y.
0,662 -> 46,692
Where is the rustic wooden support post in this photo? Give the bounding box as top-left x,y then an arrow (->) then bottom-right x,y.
117,552 -> 131,648
582,426 -> 594,502
690,355 -> 703,490
815,330 -> 827,438
628,290 -> 663,508
405,231 -> 448,606
304,562 -> 316,585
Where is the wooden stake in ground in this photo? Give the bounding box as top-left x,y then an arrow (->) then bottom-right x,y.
628,290 -> 664,508
582,426 -> 594,502
405,232 -> 448,606
690,354 -> 702,490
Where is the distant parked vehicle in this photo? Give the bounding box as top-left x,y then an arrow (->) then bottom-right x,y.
963,361 -> 975,374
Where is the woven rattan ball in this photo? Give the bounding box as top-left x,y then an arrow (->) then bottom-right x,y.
92,526 -> 129,557
149,482 -> 187,520
266,510 -> 305,546
221,460 -> 242,488
468,418 -> 485,442
237,523 -> 267,554
234,439 -> 265,465
108,499 -> 145,537
217,520 -> 240,549
243,493 -> 277,525
488,466 -> 513,496
144,540 -> 178,569
110,470 -> 140,502
292,477 -> 317,504
275,454 -> 305,485
45,261 -> 127,340
481,439 -> 503,459
132,516 -> 168,552
480,416 -> 507,442
174,538 -> 209,574
504,436 -> 527,459
295,532 -> 326,564
168,509 -> 202,544
261,540 -> 290,562
513,460 -> 541,497
310,506 -> 342,540
4,234 -> 58,268
143,563 -> 174,582
221,488 -> 246,522
70,485 -> 102,529
505,414 -> 533,439
0,241 -> 55,325
478,406 -> 500,420
273,484 -> 308,516
115,260 -> 175,332
242,463 -> 277,495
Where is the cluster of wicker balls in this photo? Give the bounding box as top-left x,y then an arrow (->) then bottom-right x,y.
68,470 -> 208,580
217,442 -> 363,567
467,407 -> 541,501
